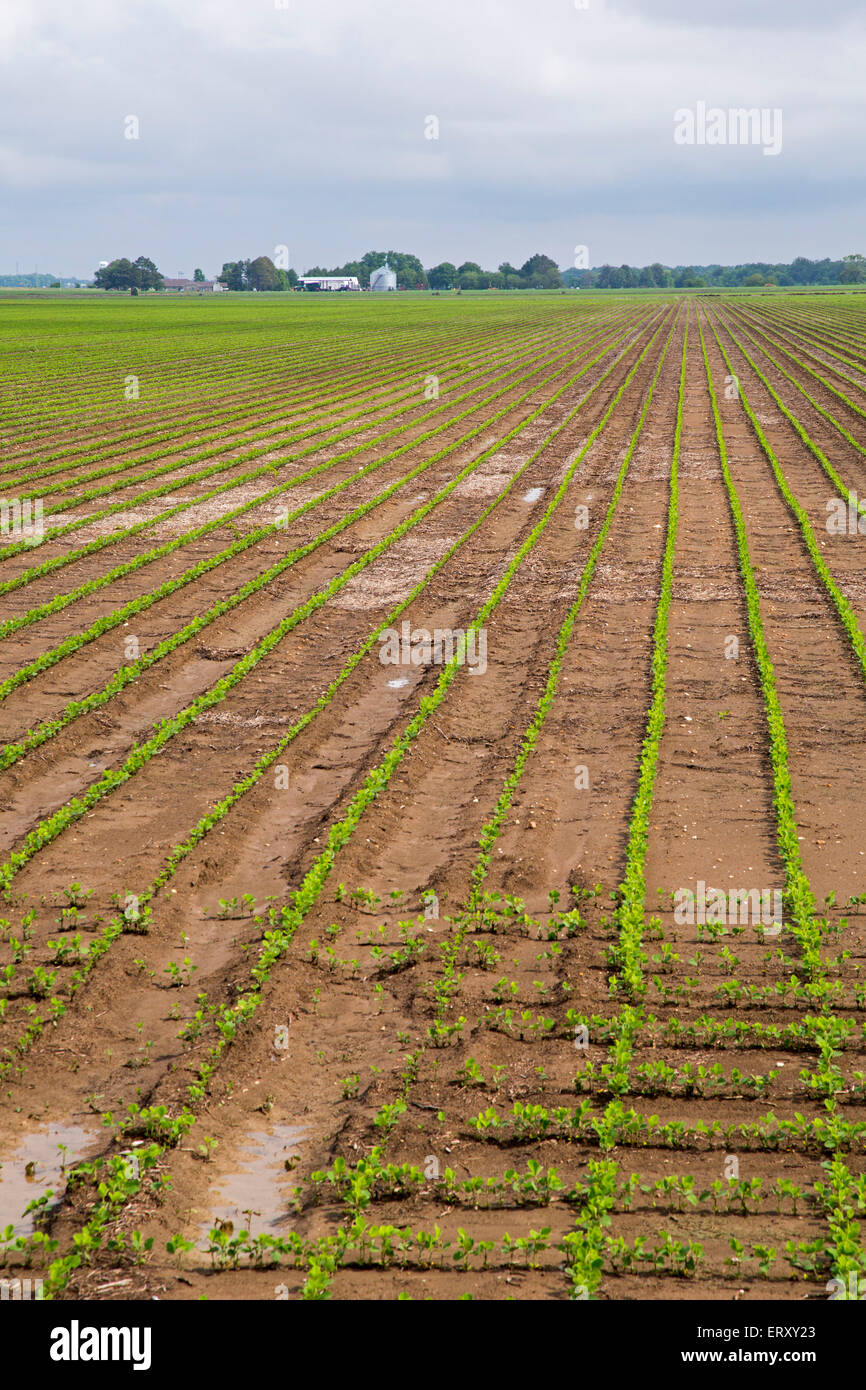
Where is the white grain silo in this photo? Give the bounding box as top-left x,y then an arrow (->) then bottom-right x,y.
370,259 -> 397,292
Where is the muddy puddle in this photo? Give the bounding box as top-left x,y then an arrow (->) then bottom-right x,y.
0,1121 -> 100,1236
199,1124 -> 308,1237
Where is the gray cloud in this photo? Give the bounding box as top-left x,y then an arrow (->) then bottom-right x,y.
1,0 -> 863,278
610,0 -> 864,28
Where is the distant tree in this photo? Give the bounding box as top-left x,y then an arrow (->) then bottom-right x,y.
519,253 -> 562,288
94,258 -> 135,290
94,257 -> 163,291
458,271 -> 488,291
428,261 -> 458,289
649,263 -> 673,288
742,272 -> 765,287
840,253 -> 866,284
675,267 -> 705,288
93,259 -> 128,290
133,256 -> 163,290
275,268 -> 298,290
457,261 -> 482,276
193,268 -> 205,282
247,256 -> 281,291
219,261 -> 247,291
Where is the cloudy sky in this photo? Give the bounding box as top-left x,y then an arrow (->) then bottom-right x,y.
1,0 -> 864,279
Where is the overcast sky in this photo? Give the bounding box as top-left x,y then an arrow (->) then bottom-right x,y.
1,0 -> 864,278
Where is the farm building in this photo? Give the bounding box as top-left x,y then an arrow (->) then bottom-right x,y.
370,261 -> 397,292
297,275 -> 361,292
162,278 -> 224,293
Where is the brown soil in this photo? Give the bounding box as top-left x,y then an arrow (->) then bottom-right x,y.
1,295 -> 863,1304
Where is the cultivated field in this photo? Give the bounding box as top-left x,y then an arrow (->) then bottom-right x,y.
1,289 -> 865,1301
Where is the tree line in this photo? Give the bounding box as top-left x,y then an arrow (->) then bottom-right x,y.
218,258 -> 297,291
304,251 -> 563,291
565,254 -> 866,289
91,249 -> 866,293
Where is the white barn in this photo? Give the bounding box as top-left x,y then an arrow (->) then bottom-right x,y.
298,275 -> 361,292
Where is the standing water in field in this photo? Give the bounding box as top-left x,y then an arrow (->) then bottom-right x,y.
200,1124 -> 309,1234
0,1122 -> 99,1236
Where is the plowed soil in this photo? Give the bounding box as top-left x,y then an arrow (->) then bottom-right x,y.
1,290 -> 863,1303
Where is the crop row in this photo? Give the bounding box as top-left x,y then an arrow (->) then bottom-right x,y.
25,312 -> 675,1294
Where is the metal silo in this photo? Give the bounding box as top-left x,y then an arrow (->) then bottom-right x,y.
370,260 -> 397,292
